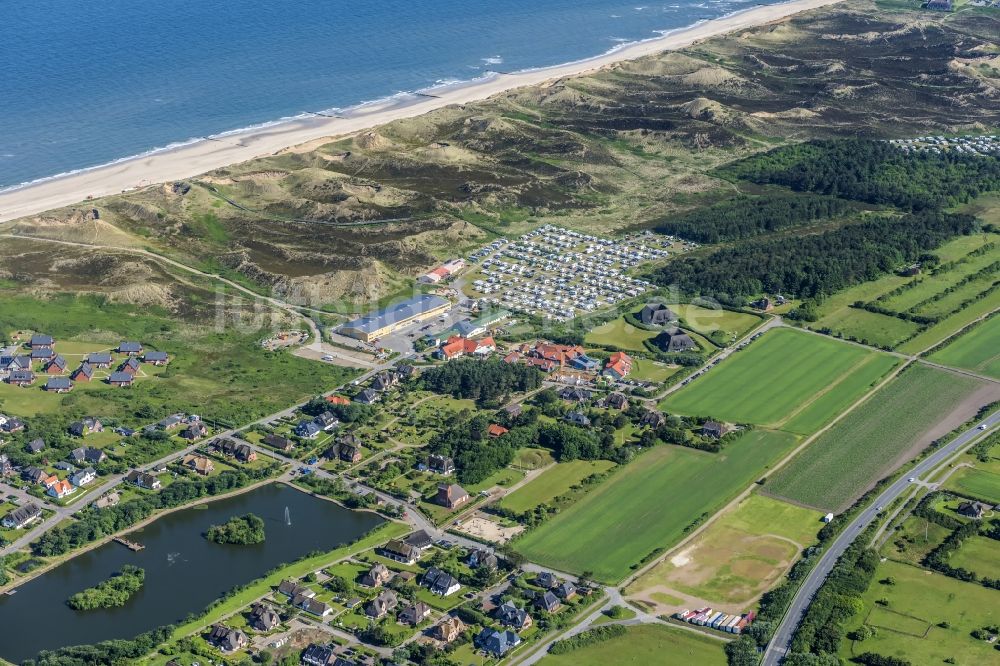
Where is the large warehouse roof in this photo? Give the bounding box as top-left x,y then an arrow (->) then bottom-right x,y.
342,294 -> 449,334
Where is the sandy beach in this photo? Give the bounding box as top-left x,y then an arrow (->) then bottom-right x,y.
0,0 -> 842,224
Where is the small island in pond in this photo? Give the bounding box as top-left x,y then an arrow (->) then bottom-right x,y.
205,513 -> 266,545
67,565 -> 145,610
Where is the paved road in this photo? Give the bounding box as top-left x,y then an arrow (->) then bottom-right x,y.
762,410 -> 1000,665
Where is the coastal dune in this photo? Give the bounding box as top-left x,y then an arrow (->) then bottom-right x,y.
0,0 -> 842,224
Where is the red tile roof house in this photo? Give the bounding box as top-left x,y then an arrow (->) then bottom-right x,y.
438,335 -> 497,360
487,424 -> 509,439
602,351 -> 633,380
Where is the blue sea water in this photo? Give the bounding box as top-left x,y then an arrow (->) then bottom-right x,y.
0,0 -> 782,190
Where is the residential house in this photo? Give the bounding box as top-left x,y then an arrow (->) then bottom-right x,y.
365,590 -> 398,619
554,581 -> 577,600
85,352 -> 113,368
379,539 -> 421,565
70,446 -> 107,465
1,503 -> 42,529
565,411 -> 591,427
107,371 -> 134,387
30,347 -> 54,362
640,410 -> 667,428
432,616 -> 467,643
29,333 -> 54,349
639,303 -> 678,326
44,355 -> 68,374
371,371 -> 399,392
325,395 -> 350,406
69,417 -> 103,437
48,479 -> 76,499
535,571 -> 558,589
436,483 -> 469,509
475,628 -> 521,657
468,549 -> 498,571
277,579 -> 314,599
534,591 -> 562,613
120,357 -> 141,375
44,376 -> 73,393
397,364 -> 418,380
487,424 -> 509,438
422,567 -> 461,596
751,297 -> 772,311
569,354 -> 600,372
182,454 -> 214,475
404,529 -> 434,552
118,341 -> 143,355
360,563 -> 392,588
1,355 -> 31,373
263,433 -> 294,452
7,370 -> 35,387
958,501 -> 989,519
207,624 -> 248,653
248,603 -> 280,632
69,467 -> 97,487
22,467 -> 47,484
529,342 -> 586,368
558,386 -> 590,402
702,421 -> 728,439
398,601 -> 432,626
496,601 -> 533,631
354,389 -> 380,405
294,594 -> 333,617
301,644 -> 335,666
40,474 -> 59,490
143,351 -> 170,365
438,335 -> 496,360
54,461 -> 76,472
601,392 -> 629,410
0,414 -> 25,433
26,438 -> 45,454
427,454 -> 455,475
602,351 -> 633,380
93,492 -> 121,509
295,420 -> 322,439
180,423 -> 208,440
503,403 -> 523,419
159,415 -> 184,430
214,438 -> 257,462
325,434 -> 363,463
124,470 -> 161,490
0,454 -> 10,477
71,362 -> 94,382
657,327 -> 696,353
313,411 -> 338,430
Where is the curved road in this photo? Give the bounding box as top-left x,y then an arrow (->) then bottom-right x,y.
762,409 -> 1000,665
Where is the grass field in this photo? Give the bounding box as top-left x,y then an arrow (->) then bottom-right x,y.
661,328 -> 896,434
948,535 -> 1000,579
627,494 -> 821,609
584,318 -> 658,351
500,460 -> 616,513
671,304 -> 762,341
895,287 -> 1000,355
514,429 -> 799,582
538,623 -> 726,666
943,467 -> 1000,504
768,365 -> 987,511
838,559 -> 1000,665
629,358 -> 683,383
882,514 -> 952,566
928,315 -> 1000,380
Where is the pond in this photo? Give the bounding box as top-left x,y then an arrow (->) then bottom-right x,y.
0,482 -> 384,663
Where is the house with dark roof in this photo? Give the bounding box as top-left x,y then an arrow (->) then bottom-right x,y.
379,539 -> 421,565
118,341 -> 143,355
70,446 -> 107,465
30,334 -> 54,349
72,362 -> 94,382
294,594 -> 332,617
69,417 -> 103,437
702,421 -> 728,439
496,601 -> 533,631
22,467 -> 47,484
248,603 -> 280,631
277,579 -> 313,599
143,351 -> 169,365
44,355 -> 68,374
422,567 -> 461,596
207,624 -> 248,653
656,327 -> 697,353
475,628 -> 521,657
468,548 -> 498,571
120,357 -> 141,375
640,410 -> 668,428
554,581 -> 577,600
365,590 -> 398,619
180,423 -> 208,440
601,392 -> 629,410
534,591 -> 562,613
295,420 -> 322,439
354,389 -> 380,405
69,467 -> 97,487
108,371 -> 134,387
7,370 -> 35,386
124,470 -> 161,490
158,415 -> 184,430
404,529 -> 434,551
360,563 -> 392,588
958,501 -> 989,519
30,347 -> 54,362
436,483 -> 469,509
565,411 -> 591,427
1,503 -> 42,529
301,644 -> 335,666
535,571 -> 558,589
503,403 -> 523,419
1,415 -> 25,433
398,601 -> 432,626
44,376 -> 73,393
0,454 -> 11,477
639,303 -> 678,326
263,433 -> 294,452
213,438 -> 256,462
371,371 -> 399,392
428,454 -> 455,475
26,438 -> 45,454
85,352 -> 113,368
559,386 -> 591,402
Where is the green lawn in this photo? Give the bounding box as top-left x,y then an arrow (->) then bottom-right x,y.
671,303 -> 763,342
662,328 -> 895,434
839,559 -> 1000,665
943,467 -> 1000,504
768,365 -> 986,511
629,358 -> 683,384
514,429 -> 799,582
928,314 -> 1000,380
500,460 -> 616,513
584,318 -> 658,351
539,623 -> 726,666
948,535 -> 1000,579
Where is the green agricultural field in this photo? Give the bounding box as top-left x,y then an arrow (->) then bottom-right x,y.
768,365 -> 986,511
948,535 -> 1000,579
500,460 -> 616,513
627,494 -> 821,608
838,559 -> 1000,665
896,287 -> 1000,355
814,308 -> 923,349
943,467 -> 1000,504
539,623 -> 726,666
584,318 -> 658,351
929,315 -> 1000,380
514,429 -> 798,582
662,328 -> 895,434
671,304 -> 763,341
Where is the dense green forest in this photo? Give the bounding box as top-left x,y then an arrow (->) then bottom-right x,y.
419,358 -> 543,405
651,211 -> 977,304
204,513 -> 266,545
655,193 -> 852,243
723,140 -> 1000,211
66,565 -> 145,611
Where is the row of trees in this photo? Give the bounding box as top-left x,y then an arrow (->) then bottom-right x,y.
723,139 -> 1000,211
652,211 -> 977,305
655,193 -> 851,243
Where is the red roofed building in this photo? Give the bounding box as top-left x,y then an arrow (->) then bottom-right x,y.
325,395 -> 350,405
438,336 -> 496,360
603,351 -> 633,380
487,424 -> 509,438
530,342 -> 585,367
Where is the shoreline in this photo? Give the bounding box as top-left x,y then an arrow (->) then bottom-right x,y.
0,0 -> 843,224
